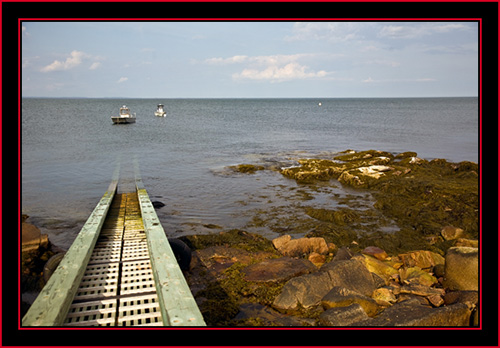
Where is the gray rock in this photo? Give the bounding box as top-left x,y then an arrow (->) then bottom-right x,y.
321,259 -> 376,296
319,303 -> 369,326
273,259 -> 376,311
273,272 -> 334,310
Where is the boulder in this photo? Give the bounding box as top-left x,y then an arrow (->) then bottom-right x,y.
242,257 -> 316,283
358,298 -> 472,326
273,271 -> 334,310
273,235 -> 329,257
273,259 -> 377,311
444,247 -> 478,291
321,259 -> 376,297
319,303 -> 370,326
441,226 -> 464,241
321,286 -> 379,317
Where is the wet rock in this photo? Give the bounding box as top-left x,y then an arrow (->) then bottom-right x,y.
152,201 -> 165,209
398,250 -> 445,270
362,246 -> 388,261
321,286 -> 379,317
319,303 -> 370,326
441,226 -> 464,241
444,247 -> 478,291
242,257 -> 316,283
230,164 -> 265,174
358,298 -> 472,326
272,235 -> 328,257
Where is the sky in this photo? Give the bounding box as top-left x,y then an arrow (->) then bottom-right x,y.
21,21 -> 479,98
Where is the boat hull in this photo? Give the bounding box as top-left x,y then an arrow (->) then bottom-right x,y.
112,116 -> 136,124
154,112 -> 166,117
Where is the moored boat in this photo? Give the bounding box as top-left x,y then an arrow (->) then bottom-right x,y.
154,103 -> 166,117
112,105 -> 136,124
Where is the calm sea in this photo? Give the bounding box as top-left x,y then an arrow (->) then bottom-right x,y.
21,97 -> 479,249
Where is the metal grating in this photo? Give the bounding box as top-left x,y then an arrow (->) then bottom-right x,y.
63,192 -> 163,326
117,294 -> 162,326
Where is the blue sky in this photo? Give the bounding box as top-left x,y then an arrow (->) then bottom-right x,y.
21,21 -> 478,98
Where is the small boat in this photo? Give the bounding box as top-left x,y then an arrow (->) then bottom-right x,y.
154,104 -> 166,117
112,105 -> 136,124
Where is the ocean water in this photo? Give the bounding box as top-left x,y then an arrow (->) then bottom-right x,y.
21,97 -> 479,249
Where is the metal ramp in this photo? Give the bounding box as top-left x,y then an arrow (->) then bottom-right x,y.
22,161 -> 206,327
64,192 -> 162,326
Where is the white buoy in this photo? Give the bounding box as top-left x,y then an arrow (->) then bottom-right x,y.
318,102 -> 322,106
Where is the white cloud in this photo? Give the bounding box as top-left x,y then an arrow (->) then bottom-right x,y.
89,62 -> 101,70
206,53 -> 332,82
40,50 -> 87,72
117,77 -> 128,83
233,62 -> 329,82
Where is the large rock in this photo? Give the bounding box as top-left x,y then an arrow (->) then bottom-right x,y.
321,259 -> 376,296
273,259 -> 376,311
242,257 -> 316,283
358,298 -> 472,326
319,303 -> 370,326
321,286 -> 379,317
444,247 -> 478,291
273,272 -> 334,310
273,235 -> 329,257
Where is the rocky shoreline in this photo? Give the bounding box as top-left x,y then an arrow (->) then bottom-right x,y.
21,149 -> 479,327
183,149 -> 478,326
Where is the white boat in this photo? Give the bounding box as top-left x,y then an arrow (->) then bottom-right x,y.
154,103 -> 166,117
112,105 -> 136,124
